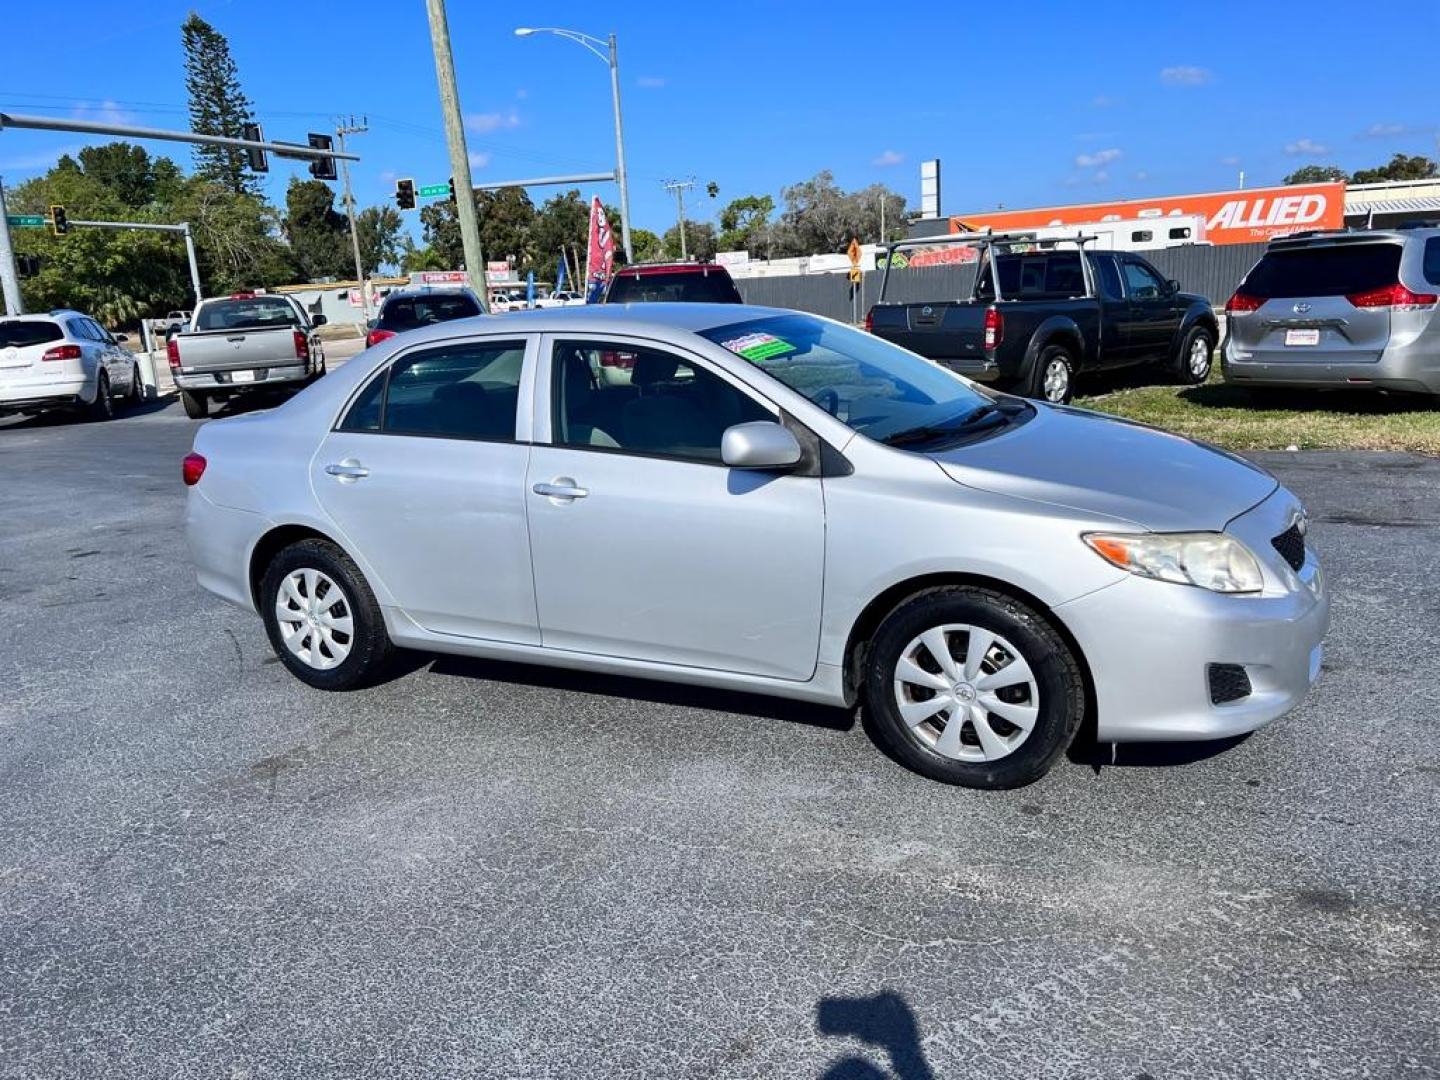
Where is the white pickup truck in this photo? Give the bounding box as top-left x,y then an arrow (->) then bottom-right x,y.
167,292 -> 327,418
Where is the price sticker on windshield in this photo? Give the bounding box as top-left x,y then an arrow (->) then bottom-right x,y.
718,332 -> 794,363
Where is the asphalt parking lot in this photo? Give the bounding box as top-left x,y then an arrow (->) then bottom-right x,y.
1,399 -> 1437,1079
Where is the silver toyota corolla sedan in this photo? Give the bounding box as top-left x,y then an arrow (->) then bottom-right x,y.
184,304 -> 1329,789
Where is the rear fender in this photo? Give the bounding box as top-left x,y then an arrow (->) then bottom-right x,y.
1023,316 -> 1088,377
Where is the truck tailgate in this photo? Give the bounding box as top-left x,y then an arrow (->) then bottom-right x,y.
870,302 -> 987,364
173,328 -> 301,373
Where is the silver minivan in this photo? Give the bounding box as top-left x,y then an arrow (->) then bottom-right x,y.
1222,226 -> 1440,396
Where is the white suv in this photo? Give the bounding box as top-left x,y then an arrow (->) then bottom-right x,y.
0,309 -> 143,422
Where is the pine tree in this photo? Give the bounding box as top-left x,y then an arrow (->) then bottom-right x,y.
181,12 -> 258,196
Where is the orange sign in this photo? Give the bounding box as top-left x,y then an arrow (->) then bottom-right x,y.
950,182 -> 1345,246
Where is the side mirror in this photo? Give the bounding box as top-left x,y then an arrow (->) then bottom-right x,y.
721,421 -> 802,470
311,313 -> 328,327
1167,279 -> 1181,295
113,333 -> 129,344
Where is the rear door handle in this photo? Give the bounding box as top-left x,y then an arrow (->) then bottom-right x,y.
532,478 -> 588,501
325,460 -> 369,481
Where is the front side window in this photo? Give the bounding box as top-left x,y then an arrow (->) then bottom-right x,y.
337,340 -> 525,441
552,341 -> 770,462
65,319 -> 94,342
1122,259 -> 1165,299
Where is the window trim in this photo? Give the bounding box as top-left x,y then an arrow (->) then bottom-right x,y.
540,334 -> 781,468
332,334 -> 533,444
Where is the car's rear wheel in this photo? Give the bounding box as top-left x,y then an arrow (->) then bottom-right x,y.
87,372 -> 114,422
260,539 -> 393,691
180,388 -> 208,419
864,587 -> 1085,788
1172,326 -> 1214,385
127,364 -> 145,406
1028,344 -> 1076,405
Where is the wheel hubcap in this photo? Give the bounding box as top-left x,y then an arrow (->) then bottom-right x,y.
1190,338 -> 1210,376
1044,360 -> 1069,402
275,568 -> 354,670
892,624 -> 1040,763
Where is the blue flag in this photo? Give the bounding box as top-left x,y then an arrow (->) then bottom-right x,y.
526,271 -> 535,309
555,257 -> 567,292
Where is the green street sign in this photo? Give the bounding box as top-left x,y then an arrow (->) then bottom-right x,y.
418,183 -> 450,198
6,214 -> 45,228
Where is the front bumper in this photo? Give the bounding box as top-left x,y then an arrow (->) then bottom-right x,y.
174,364 -> 309,391
1054,488 -> 1330,742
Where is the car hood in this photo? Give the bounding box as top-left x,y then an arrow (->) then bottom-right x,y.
929,404 -> 1277,532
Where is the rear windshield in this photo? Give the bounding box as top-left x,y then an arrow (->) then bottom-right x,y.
0,321 -> 63,348
196,297 -> 301,331
1241,244 -> 1402,298
379,293 -> 481,330
977,251 -> 1086,299
606,270 -> 743,304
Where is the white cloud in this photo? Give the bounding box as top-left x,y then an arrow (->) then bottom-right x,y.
1284,138 -> 1329,156
1364,122 -> 1404,138
515,88 -> 529,100
378,169 -> 396,184
1134,170 -> 1149,181
636,76 -> 666,89
1093,170 -> 1110,184
871,149 -> 904,167
1220,155 -> 1241,167
1091,94 -> 1119,108
465,110 -> 521,134
72,99 -> 136,126
468,151 -> 491,169
1075,147 -> 1122,168
1160,66 -> 1213,86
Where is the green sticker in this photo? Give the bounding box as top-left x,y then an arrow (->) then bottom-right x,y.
720,332 -> 794,363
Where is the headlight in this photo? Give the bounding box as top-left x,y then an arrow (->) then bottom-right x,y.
1083,531 -> 1263,594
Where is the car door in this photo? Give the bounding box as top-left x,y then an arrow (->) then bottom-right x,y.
1120,257 -> 1183,364
524,334 -> 827,681
88,319 -> 130,390
310,334 -> 542,644
1089,253 -> 1134,367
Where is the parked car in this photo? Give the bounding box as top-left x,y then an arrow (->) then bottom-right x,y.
0,309 -> 143,423
603,262 -> 744,305
538,290 -> 586,308
184,304 -> 1328,789
867,236 -> 1219,404
1222,225 -> 1440,397
167,292 -> 327,419
366,287 -> 483,348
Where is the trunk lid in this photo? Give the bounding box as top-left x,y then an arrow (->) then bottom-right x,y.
173,327 -> 300,373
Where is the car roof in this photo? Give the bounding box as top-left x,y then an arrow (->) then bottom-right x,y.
610,262 -> 734,277
381,302 -> 801,347
1,310 -> 76,322
1269,226 -> 1440,249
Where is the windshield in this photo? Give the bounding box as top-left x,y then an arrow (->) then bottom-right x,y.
698,313 -> 998,444
381,293 -> 480,330
0,321 -> 64,348
1242,244 -> 1402,298
607,270 -> 743,304
196,297 -> 301,331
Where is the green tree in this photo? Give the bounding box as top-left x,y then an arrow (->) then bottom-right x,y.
662,220 -> 718,262
399,239 -> 446,273
717,194 -> 774,254
630,228 -> 663,263
475,187 -> 537,272
182,12 -> 259,195
1283,164 -> 1347,185
419,202 -> 463,268
768,171 -> 908,256
284,178 -> 351,280
1350,153 -> 1438,184
175,180 -> 299,293
529,189 -> 591,275
356,205 -> 404,275
76,144 -> 162,209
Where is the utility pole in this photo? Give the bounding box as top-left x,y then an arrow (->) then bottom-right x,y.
663,178 -> 695,260
0,176 -> 22,315
336,116 -> 371,318
425,0 -> 489,310
607,34 -> 633,263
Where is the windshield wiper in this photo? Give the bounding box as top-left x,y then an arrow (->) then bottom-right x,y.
881,403 -> 1012,447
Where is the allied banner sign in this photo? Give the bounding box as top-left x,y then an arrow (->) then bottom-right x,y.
950,182 -> 1345,246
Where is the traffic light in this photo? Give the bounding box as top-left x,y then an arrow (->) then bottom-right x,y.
395,178 -> 416,211
307,133 -> 337,181
50,205 -> 69,236
447,176 -> 456,203
706,180 -> 719,198
242,122 -> 269,173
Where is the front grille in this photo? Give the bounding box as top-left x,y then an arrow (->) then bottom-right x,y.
1208,664 -> 1252,705
1271,524 -> 1305,572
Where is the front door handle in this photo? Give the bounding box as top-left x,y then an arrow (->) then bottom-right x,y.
325,460 -> 369,482
532,478 -> 588,501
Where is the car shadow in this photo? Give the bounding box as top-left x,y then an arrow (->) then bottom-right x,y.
1176,380 -> 1436,414
421,653 -> 857,733
815,991 -> 935,1080
0,393 -> 175,429
1067,732 -> 1252,772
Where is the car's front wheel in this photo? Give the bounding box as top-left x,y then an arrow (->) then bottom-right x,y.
260,538 -> 393,691
864,587 -> 1085,788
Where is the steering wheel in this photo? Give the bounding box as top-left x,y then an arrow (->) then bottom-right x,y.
810,388 -> 840,416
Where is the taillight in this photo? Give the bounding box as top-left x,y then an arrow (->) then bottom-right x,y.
863,308 -> 874,333
1346,283 -> 1438,310
41,344 -> 83,362
181,452 -> 207,486
983,306 -> 1003,350
365,328 -> 396,348
1225,292 -> 1263,313
166,337 -> 181,370
293,329 -> 310,361
598,350 -> 636,370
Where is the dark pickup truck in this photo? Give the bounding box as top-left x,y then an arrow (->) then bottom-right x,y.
867,236 -> 1218,403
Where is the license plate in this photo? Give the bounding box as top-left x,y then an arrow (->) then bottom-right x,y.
230,370 -> 256,384
1285,329 -> 1320,347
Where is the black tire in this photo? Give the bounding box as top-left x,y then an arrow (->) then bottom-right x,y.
1027,344 -> 1076,405
87,372 -> 114,422
863,586 -> 1085,789
180,388 -> 209,419
1171,325 -> 1214,385
260,538 -> 393,691
127,364 -> 145,407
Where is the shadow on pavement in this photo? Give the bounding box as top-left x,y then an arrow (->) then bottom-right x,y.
816,991 -> 935,1080
1067,732 -> 1251,772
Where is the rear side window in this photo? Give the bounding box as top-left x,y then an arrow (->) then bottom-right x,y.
1242,244 -> 1402,298
0,321 -> 63,347
605,270 -> 743,304
1094,256 -> 1124,300
196,297 -> 301,331
1424,238 -> 1440,287
379,293 -> 481,330
344,341 -> 525,441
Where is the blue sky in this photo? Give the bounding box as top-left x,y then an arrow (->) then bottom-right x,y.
2,0 -> 1437,243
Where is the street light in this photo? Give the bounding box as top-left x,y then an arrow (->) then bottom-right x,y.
514,26 -> 633,262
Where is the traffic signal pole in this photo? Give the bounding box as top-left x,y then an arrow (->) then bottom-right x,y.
335,118 -> 371,319
67,219 -> 204,305
0,176 -> 22,314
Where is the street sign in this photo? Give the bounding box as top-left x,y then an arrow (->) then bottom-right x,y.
6,215 -> 45,228
847,238 -> 861,268
418,183 -> 450,198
